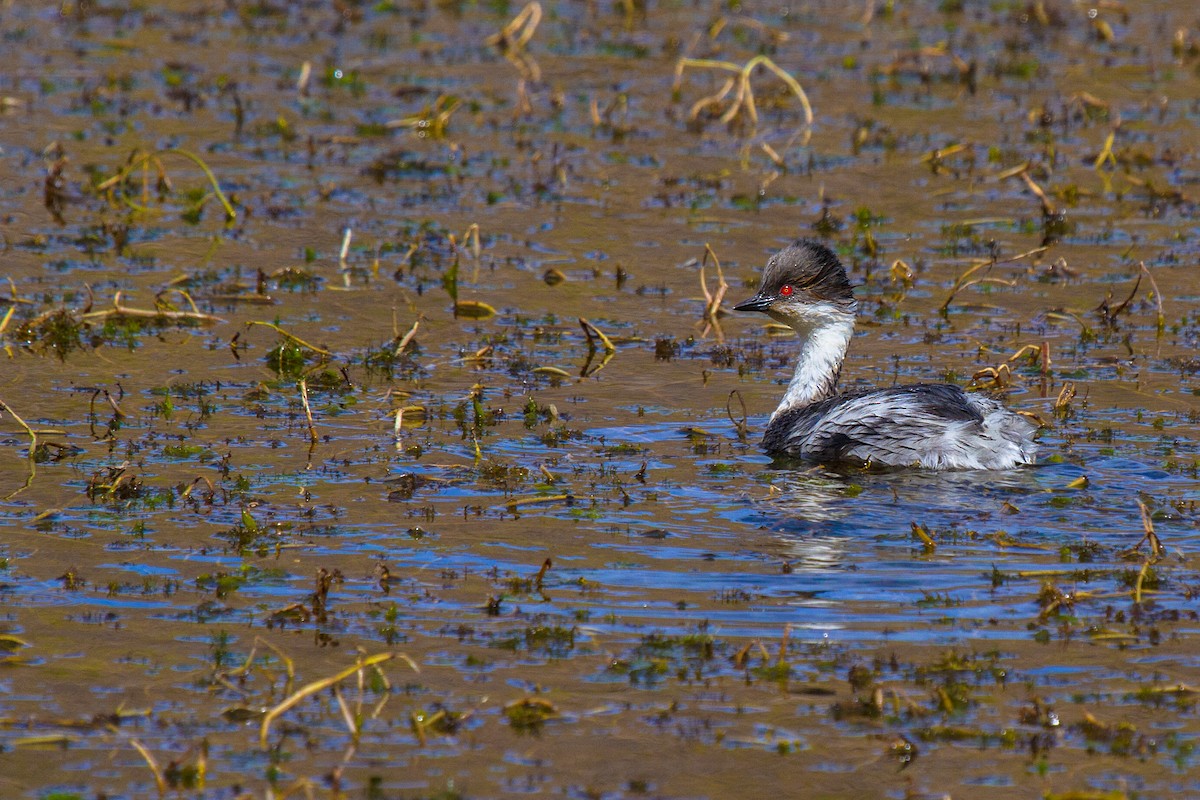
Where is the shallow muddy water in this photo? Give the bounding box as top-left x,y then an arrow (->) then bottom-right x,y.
2,1 -> 1200,798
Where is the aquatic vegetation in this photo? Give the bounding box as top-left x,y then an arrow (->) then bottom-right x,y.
0,1 -> 1199,798
674,54 -> 814,136
93,147 -> 237,224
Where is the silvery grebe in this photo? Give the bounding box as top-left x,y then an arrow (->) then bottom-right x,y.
733,239 -> 1037,470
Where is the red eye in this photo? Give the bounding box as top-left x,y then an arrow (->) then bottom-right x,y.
779,284 -> 794,297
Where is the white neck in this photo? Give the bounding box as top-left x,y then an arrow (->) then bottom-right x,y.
769,302 -> 856,419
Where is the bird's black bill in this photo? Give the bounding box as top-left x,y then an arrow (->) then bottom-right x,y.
733,292 -> 773,312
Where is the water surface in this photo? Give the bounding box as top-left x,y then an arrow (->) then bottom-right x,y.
2,2 -> 1199,798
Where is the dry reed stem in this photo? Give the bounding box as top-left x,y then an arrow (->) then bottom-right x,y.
296,61 -> 312,95
486,2 -> 543,81
578,317 -> 615,353
533,557 -> 552,591
395,318 -> 420,357
89,387 -> 126,420
1093,131 -> 1118,169
163,287 -> 202,315
0,305 -> 15,338
96,147 -> 236,222
910,522 -> 936,551
1138,261 -> 1164,333
1008,165 -> 1056,216
1004,344 -> 1042,365
80,292 -> 225,325
919,143 -> 969,163
460,223 -> 481,259
1054,382 -> 1077,412
675,55 -> 813,130
339,228 -> 352,271
725,389 -> 749,438
941,246 -> 1047,312
1097,273 -> 1142,325
578,317 -> 615,377
299,379 -> 318,443
129,739 -> 167,797
244,320 -> 332,357
506,493 -> 572,509
760,142 -> 784,168
698,243 -> 729,339
0,398 -> 38,499
969,363 -> 1011,389
688,77 -> 736,120
259,652 -> 414,747
1133,499 -> 1166,560
332,684 -> 357,739
386,94 -> 461,136
707,15 -> 789,44
455,299 -> 497,318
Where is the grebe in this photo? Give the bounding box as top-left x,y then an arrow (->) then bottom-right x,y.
733,239 -> 1037,470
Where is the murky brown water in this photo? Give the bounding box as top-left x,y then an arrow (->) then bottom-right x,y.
3,1 -> 1200,798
